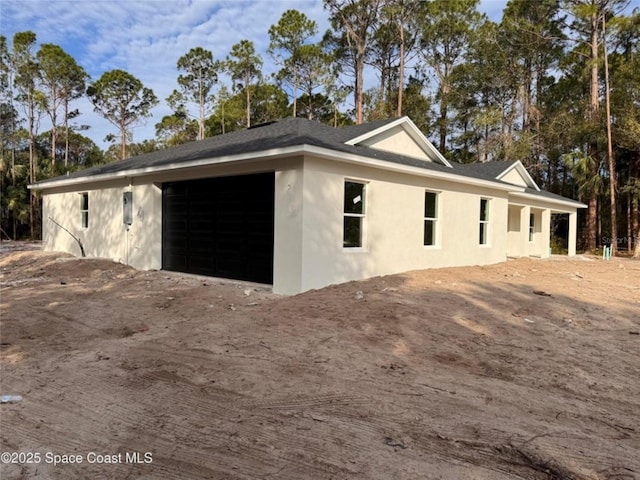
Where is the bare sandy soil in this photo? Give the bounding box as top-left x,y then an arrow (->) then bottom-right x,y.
1,244 -> 639,480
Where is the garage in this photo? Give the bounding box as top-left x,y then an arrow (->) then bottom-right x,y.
162,172 -> 275,284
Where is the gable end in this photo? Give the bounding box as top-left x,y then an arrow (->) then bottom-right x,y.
344,117 -> 452,168
497,161 -> 540,191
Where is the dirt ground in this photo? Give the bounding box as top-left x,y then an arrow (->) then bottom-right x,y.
0,243 -> 638,480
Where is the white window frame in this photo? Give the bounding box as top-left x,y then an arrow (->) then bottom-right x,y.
343,180 -> 367,250
479,198 -> 490,246
80,192 -> 89,229
424,190 -> 439,248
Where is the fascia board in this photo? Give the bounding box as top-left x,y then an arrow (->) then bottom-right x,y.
28,145 -> 306,190
30,143 -> 519,194
344,117 -> 407,145
402,119 -> 453,168
302,145 -> 520,192
509,191 -> 587,210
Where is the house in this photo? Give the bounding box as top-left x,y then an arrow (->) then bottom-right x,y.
30,117 -> 586,294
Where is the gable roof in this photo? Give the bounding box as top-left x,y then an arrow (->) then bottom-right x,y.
31,117 -> 460,188
29,117 -> 586,209
342,116 -> 453,168
496,161 -> 540,191
458,160 -> 539,189
459,161 -> 585,209
456,160 -> 520,180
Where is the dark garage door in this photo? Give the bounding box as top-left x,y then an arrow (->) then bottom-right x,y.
162,172 -> 274,284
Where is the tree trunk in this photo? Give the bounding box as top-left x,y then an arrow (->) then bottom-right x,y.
10,147 -> 16,239
397,24 -> 404,117
120,113 -> 127,160
64,100 -> 70,167
633,193 -> 639,257
246,82 -> 251,128
602,14 -> 617,255
221,102 -> 225,135
355,44 -> 365,125
586,8 -> 600,251
628,191 -> 632,253
587,196 -> 597,251
438,83 -> 448,153
293,69 -> 298,118
199,82 -> 205,141
50,116 -> 57,169
29,102 -> 36,239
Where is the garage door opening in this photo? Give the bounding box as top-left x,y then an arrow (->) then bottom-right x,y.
162,172 -> 274,284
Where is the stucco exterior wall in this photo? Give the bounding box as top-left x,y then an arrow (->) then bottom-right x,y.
42,157 -> 306,290
41,154 -> 576,295
292,156 -> 509,293
501,168 -> 529,188
273,159 -> 304,295
360,126 -> 430,161
42,179 -> 162,270
507,205 -> 524,257
506,196 -> 573,260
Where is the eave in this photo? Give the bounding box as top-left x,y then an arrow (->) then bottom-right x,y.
509,191 -> 587,211
30,144 -> 520,194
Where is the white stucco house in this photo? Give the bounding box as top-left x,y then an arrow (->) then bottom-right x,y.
30,117 -> 586,294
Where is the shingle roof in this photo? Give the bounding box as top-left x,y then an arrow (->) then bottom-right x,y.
456,161 -> 519,182
520,187 -> 585,205
37,117 -> 455,183
32,117 -> 585,207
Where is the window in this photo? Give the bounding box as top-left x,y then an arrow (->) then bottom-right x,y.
343,181 -> 365,248
529,213 -> 535,242
424,191 -> 438,246
479,198 -> 490,245
80,192 -> 89,228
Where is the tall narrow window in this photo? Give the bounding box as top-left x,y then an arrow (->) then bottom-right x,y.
479,198 -> 489,245
529,213 -> 535,242
80,192 -> 89,228
424,191 -> 438,246
343,181 -> 365,248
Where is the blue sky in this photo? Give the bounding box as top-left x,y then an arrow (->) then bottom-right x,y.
1,0 -> 637,150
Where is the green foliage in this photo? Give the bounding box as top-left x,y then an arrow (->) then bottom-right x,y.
563,151 -> 605,200
155,110 -> 198,147
416,0 -> 485,151
2,3 -> 639,247
36,43 -> 88,165
87,69 -> 158,160
226,40 -> 263,127
226,40 -> 263,90
174,47 -> 220,140
269,10 -> 318,58
324,0 -> 382,124
37,129 -> 104,172
268,9 -> 321,117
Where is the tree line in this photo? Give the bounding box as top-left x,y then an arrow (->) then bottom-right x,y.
0,0 -> 638,257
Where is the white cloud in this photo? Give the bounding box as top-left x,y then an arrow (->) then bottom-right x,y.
8,0 -> 590,150
2,0 -> 336,149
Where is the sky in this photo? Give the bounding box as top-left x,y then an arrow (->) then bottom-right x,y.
1,0 -> 638,151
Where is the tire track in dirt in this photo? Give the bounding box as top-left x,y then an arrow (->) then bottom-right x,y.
120,368 -> 366,477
